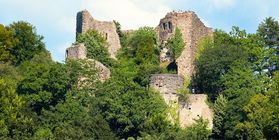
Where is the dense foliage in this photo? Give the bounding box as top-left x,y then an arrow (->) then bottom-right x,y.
165,27 -> 185,59
0,16 -> 278,140
76,29 -> 116,67
194,17 -> 279,139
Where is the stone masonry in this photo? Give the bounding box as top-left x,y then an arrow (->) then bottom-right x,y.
179,94 -> 213,128
66,43 -> 87,59
150,74 -> 213,128
156,11 -> 213,78
76,10 -> 121,59
150,74 -> 184,104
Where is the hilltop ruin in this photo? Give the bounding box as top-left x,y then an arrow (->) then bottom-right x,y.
65,9 -> 213,128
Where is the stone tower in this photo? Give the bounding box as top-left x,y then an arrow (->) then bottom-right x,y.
76,10 -> 121,59
156,11 -> 213,78
151,11 -> 213,128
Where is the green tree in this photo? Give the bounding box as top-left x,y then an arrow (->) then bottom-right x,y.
0,78 -> 34,139
118,27 -> 162,86
65,59 -> 100,93
0,63 -> 20,81
257,17 -> 279,75
196,35 -> 213,61
9,21 -> 47,65
113,20 -> 128,47
220,61 -> 260,99
257,17 -> 279,47
220,61 -> 260,139
17,52 -> 72,113
240,71 -> 279,139
212,94 -> 228,138
0,24 -> 18,63
76,29 -> 115,67
176,118 -> 211,140
126,27 -> 159,65
96,76 -> 170,138
37,90 -> 116,140
165,27 -> 185,59
194,40 -> 248,99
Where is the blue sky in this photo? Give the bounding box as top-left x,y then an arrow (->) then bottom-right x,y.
0,0 -> 278,62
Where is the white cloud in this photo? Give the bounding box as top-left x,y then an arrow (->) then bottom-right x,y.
52,41 -> 72,62
56,17 -> 76,34
0,0 -> 78,33
81,0 -> 174,29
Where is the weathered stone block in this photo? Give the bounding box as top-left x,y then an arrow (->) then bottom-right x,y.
150,74 -> 184,104
179,94 -> 213,128
93,60 -> 111,81
66,43 -> 87,59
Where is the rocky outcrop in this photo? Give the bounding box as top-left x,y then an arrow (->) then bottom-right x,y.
66,43 -> 110,81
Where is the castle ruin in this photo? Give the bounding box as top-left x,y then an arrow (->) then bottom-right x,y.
151,11 -> 213,128
66,10 -> 213,128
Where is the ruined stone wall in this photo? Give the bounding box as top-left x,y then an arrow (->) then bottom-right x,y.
156,11 -> 212,78
86,59 -> 111,82
150,74 -> 184,104
66,43 -> 87,59
150,74 -> 213,128
76,10 -> 121,59
177,13 -> 213,77
179,94 -> 213,128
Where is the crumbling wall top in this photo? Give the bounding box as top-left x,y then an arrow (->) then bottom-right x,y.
66,43 -> 87,59
76,9 -> 121,59
150,74 -> 184,94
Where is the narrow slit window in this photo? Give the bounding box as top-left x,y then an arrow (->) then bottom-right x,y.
163,23 -> 167,30
66,50 -> 68,58
105,33 -> 108,40
168,22 -> 172,30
